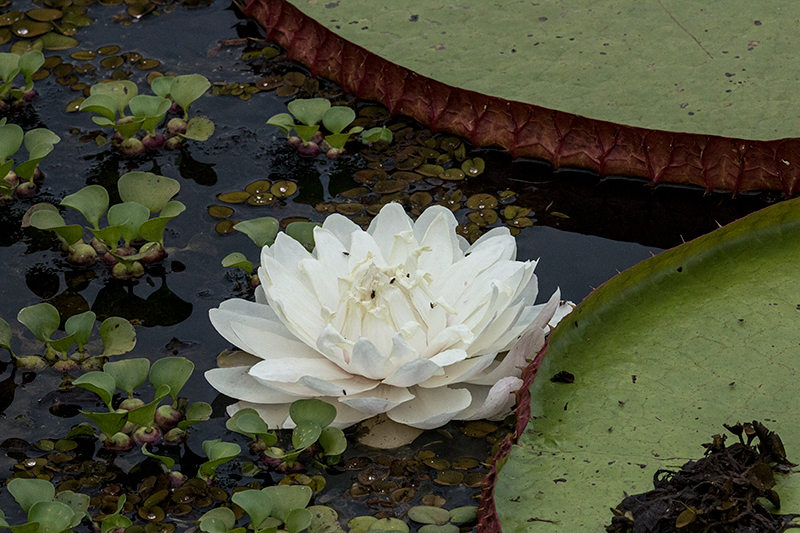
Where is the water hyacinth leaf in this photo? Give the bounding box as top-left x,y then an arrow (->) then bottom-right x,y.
0,53 -> 19,84
99,495 -> 132,533
230,490 -> 273,530
292,124 -> 319,144
408,506 -> 451,526
0,317 -> 11,352
90,80 -> 137,116
17,50 -> 44,90
126,384 -> 170,426
23,128 -> 60,155
139,201 -> 186,245
27,500 -> 73,533
198,440 -> 241,478
289,398 -> 336,428
107,201 -> 149,245
285,508 -> 312,533
197,507 -> 236,533
141,444 -> 175,469
234,217 -> 279,248
48,333 -> 75,355
99,316 -> 136,357
90,226 -> 123,252
266,113 -> 295,137
226,409 -> 277,445
17,302 -> 59,342
0,122 -> 23,161
150,357 -> 194,400
78,93 -> 118,122
221,252 -> 253,275
28,210 -> 84,246
169,74 -> 211,118
81,411 -> 128,438
235,412 -> 270,437
368,518 -> 409,533
39,32 -> 78,51
128,94 -> 171,133
63,310 -> 95,349
318,426 -> 347,457
495,196 -> 800,530
149,75 -> 174,98
360,126 -> 393,144
110,117 -> 144,141
285,221 -> 320,250
261,485 -> 312,524
118,172 -> 180,214
418,525 -> 459,533
103,358 -> 150,395
448,506 -> 477,524
322,106 -> 355,134
73,371 -> 116,409
292,420 -> 321,450
7,479 -> 55,514
177,401 -> 212,430
324,127 -> 362,150
54,491 -> 89,528
182,116 -> 214,141
288,98 -> 330,126
61,184 -> 109,229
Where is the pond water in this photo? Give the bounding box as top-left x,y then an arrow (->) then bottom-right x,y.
0,0 -> 780,530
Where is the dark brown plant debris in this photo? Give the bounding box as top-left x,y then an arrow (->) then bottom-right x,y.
606,421 -> 799,533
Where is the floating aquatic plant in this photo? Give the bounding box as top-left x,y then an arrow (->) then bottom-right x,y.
0,50 -> 44,108
207,203 -> 572,430
26,171 -> 185,278
197,485 -> 313,533
266,97 -> 364,159
0,478 -> 89,533
0,119 -> 60,200
79,75 -> 213,157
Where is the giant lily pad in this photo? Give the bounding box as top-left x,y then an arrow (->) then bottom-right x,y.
244,0 -> 800,192
492,196 -> 800,530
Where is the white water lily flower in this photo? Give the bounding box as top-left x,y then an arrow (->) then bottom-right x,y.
206,203 -> 569,430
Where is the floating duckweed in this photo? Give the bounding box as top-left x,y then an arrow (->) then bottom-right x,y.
279,216 -> 310,228
499,190 -> 516,201
415,450 -> 436,461
136,58 -> 160,69
366,204 -> 383,216
435,470 -> 464,486
357,466 -> 388,486
122,51 -> 142,63
270,180 -> 297,198
335,203 -> 364,216
255,75 -> 283,90
12,19 -> 52,37
341,187 -> 370,198
421,494 -> 447,508
217,191 -> 250,204
462,421 -> 498,437
349,484 -> 370,497
466,193 -> 498,210
439,136 -> 461,151
274,85 -> 298,97
97,44 -> 121,55
373,180 -> 406,194
70,82 -> 89,92
0,11 -> 24,25
56,75 -> 79,86
503,206 -> 529,219
379,192 -> 408,205
409,191 -> 433,208
438,190 -> 463,211
422,457 -> 449,470
454,143 -> 467,160
100,55 -> 123,68
391,487 -> 415,503
392,171 -> 422,182
461,157 -> 486,176
43,55 -> 62,68
208,487 -> 228,501
247,194 -> 275,206
418,147 -> 439,159
32,69 -> 50,81
464,472 -> 486,488
62,13 -> 93,27
416,164 -> 444,177
452,457 -> 480,470
110,69 -> 130,80
435,153 -> 451,166
70,50 -> 96,60
146,523 -> 176,533
345,457 -> 372,470
41,33 -> 78,49
353,169 -> 381,185
550,211 -> 570,219
441,168 -> 465,181
146,71 -> 163,84
26,8 -> 63,21
208,205 -> 234,218
171,504 -> 192,516
127,2 -> 155,18
283,71 -> 306,87
244,180 -> 271,195
396,155 -> 423,171
215,220 -> 238,234
53,63 -> 74,76
74,63 -> 95,74
138,506 -> 165,522
467,209 -> 498,226
65,97 -> 83,111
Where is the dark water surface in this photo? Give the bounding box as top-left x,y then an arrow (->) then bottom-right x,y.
0,0 -> 779,527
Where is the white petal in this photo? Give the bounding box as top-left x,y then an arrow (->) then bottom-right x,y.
465,226 -> 515,258
316,324 -> 353,367
420,324 -> 474,359
418,210 -> 457,278
386,386 -> 472,429
299,258 -> 340,311
228,401 -> 292,428
431,240 -> 512,304
452,377 -> 523,421
428,349 -> 468,367
297,375 -> 379,396
349,338 -> 393,379
229,321 -> 320,361
348,231 -> 386,269
254,285 -> 268,304
339,384 -> 415,416
205,367 -> 303,403
311,227 -> 351,282
209,299 -> 292,353
467,327 -> 545,386
367,203 -> 415,263
550,299 -> 575,328
250,357 -> 352,383
382,358 -> 443,387
263,232 -> 313,277
418,351 -> 497,388
321,213 -> 361,249
413,205 -> 460,258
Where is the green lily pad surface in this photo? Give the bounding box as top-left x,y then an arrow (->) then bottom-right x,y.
494,197 -> 800,530
289,0 -> 795,140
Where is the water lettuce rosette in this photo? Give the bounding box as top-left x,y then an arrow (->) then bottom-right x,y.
206,203 -> 568,429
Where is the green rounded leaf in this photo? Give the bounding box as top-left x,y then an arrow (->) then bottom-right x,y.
407,506 -> 450,526
128,95 -> 171,133
322,106 -> 355,135
290,398 -> 336,428
64,310 -> 95,350
17,302 -> 59,342
103,358 -> 149,395
285,508 -> 312,533
288,98 -> 330,127
99,317 -> 136,357
0,122 -> 23,162
107,201 -> 149,245
54,490 -> 89,528
177,401 -> 212,430
266,113 -> 296,137
418,525 -> 459,533
318,427 -> 346,457
234,217 -> 279,248
198,507 -> 236,533
79,94 -> 118,122
141,443 -> 175,469
118,172 -> 180,214
285,222 -> 320,250
28,210 -> 84,246
60,185 -> 109,229
0,53 -> 20,85
496,196 -> 800,530
169,74 -> 211,116
182,116 -> 214,141
448,506 -> 477,524
231,490 -> 273,530
262,485 -> 312,524
221,252 -> 253,275
150,76 -> 174,98
0,317 -> 12,351
149,356 -> 193,399
138,201 -> 186,245
90,80 -> 137,116
73,371 -> 116,408
27,500 -> 73,533
126,384 -> 170,426
7,479 -> 55,513
81,411 -> 128,438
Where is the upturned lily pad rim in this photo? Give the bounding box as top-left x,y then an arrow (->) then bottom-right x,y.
477,196 -> 800,532
243,0 -> 800,194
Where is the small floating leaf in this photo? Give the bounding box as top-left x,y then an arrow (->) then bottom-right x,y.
217,191 -> 250,204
